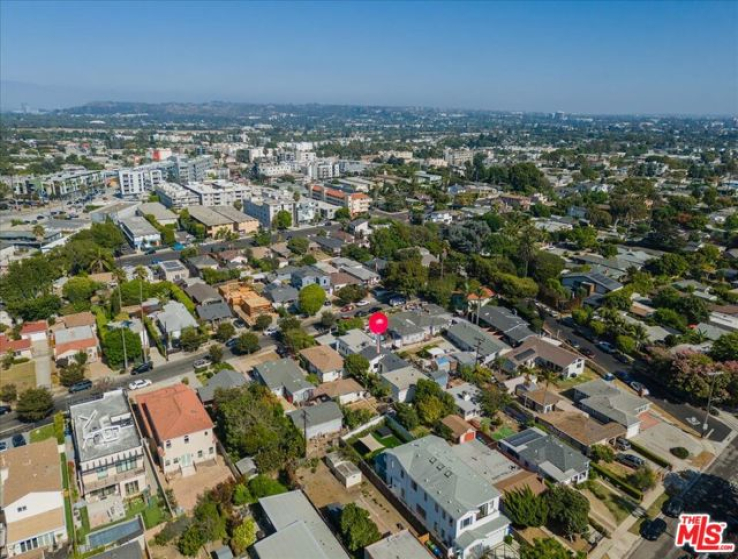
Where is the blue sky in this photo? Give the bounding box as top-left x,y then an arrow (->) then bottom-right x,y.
1,0 -> 736,114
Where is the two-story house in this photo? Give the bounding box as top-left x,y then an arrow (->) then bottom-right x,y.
299,345 -> 344,383
135,384 -> 216,478
0,439 -> 67,557
503,337 -> 585,378
290,266 -> 331,291
70,390 -> 148,502
384,436 -> 510,558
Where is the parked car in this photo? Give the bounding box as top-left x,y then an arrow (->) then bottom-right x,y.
615,370 -> 633,383
193,359 -> 210,370
356,299 -> 370,307
233,319 -> 247,328
340,305 -> 355,312
603,372 -> 616,382
567,338 -> 581,349
0,441 -> 7,452
614,352 -> 631,364
617,453 -> 645,469
615,437 -> 631,451
630,381 -> 650,396
323,300 -> 333,307
663,497 -> 685,517
11,434 -> 26,447
389,296 -> 406,307
226,338 -> 238,348
581,348 -> 595,358
131,361 -> 154,375
0,404 -> 11,415
641,518 -> 667,541
596,341 -> 616,353
69,379 -> 93,393
560,316 -> 576,328
264,325 -> 279,336
129,379 -> 152,391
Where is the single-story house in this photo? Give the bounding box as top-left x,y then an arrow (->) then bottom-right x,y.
287,401 -> 343,440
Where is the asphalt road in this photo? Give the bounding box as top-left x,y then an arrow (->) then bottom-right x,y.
629,435 -> 738,559
544,317 -> 731,442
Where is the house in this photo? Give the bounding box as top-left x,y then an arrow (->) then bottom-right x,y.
312,378 -> 369,405
197,369 -> 248,404
0,334 -> 33,359
119,216 -> 161,250
441,415 -> 477,444
365,530 -> 431,559
388,308 -> 453,348
186,255 -> 219,276
53,325 -> 99,363
253,490 -> 350,559
219,283 -> 272,318
498,428 -> 590,485
343,265 -> 381,287
445,321 -> 511,364
515,382 -> 562,414
70,390 -> 148,501
361,347 -> 411,374
290,266 -> 331,290
314,236 -> 345,256
253,358 -> 314,404
572,379 -> 651,438
287,401 -> 343,440
335,329 -> 375,356
475,306 -> 535,347
20,320 -> 48,342
536,411 -> 626,456
299,345 -> 344,383
197,300 -> 233,324
263,283 -> 299,309
562,272 -> 623,295
384,436 -> 510,558
381,365 -> 426,403
446,383 -> 483,421
154,301 -> 198,348
0,438 -> 67,557
325,452 -> 362,489
158,260 -> 190,282
183,282 -> 222,305
89,540 -> 145,559
58,311 -> 97,332
135,384 -> 216,477
503,337 -> 585,378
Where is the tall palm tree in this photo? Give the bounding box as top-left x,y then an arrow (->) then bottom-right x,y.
88,248 -> 113,273
32,224 -> 45,241
537,366 -> 558,410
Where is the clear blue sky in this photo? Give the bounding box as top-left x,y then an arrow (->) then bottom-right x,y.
1,0 -> 736,114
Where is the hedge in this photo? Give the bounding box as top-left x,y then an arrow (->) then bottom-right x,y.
91,305 -> 109,338
145,317 -> 166,357
588,515 -> 611,539
591,463 -> 643,501
628,440 -> 672,469
167,283 -> 197,315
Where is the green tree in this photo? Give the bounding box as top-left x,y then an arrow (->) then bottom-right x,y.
479,384 -> 510,417
385,257 -> 428,297
254,314 -> 273,331
0,383 -> 17,403
59,362 -> 86,387
628,465 -> 658,491
395,403 -> 419,430
63,277 -> 100,311
235,332 -> 260,354
248,475 -> 289,498
194,499 -> 227,542
503,486 -> 549,528
590,444 -> 615,463
230,518 -> 256,555
320,311 -> 336,329
710,332 -> 738,362
179,327 -> 205,352
335,207 -> 351,220
232,483 -> 253,506
16,387 -> 54,422
273,210 -> 292,230
102,328 -> 143,367
282,328 -> 316,353
298,284 -> 326,316
178,525 -> 206,557
531,252 -> 565,285
336,285 -> 368,306
616,334 -> 637,355
287,236 -> 310,255
215,322 -> 235,342
208,344 -> 223,363
414,379 -> 455,426
339,504 -> 381,552
345,354 -> 370,380
546,485 -> 590,539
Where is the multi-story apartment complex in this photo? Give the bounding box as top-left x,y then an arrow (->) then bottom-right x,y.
135,384 -> 216,477
11,169 -> 107,198
256,160 -> 296,177
118,216 -> 161,249
384,436 -> 510,558
69,390 -> 148,502
0,439 -> 67,557
118,166 -> 165,198
304,160 -> 340,180
155,182 -> 201,209
171,155 -> 213,184
184,180 -> 252,206
244,198 -> 296,228
309,184 -> 371,216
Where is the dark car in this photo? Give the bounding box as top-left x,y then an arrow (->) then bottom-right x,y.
12,434 -> 26,447
131,361 -> 154,375
641,518 -> 667,541
0,404 -> 11,415
615,370 -> 633,383
581,348 -> 595,358
664,497 -> 685,517
560,316 -> 576,328
566,338 -> 581,349
0,441 -> 7,452
69,379 -> 93,393
614,352 -> 630,364
618,453 -> 645,469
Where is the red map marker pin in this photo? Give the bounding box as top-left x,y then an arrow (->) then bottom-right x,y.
368,312 -> 389,335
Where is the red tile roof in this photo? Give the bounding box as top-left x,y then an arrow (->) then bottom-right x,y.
20,320 -> 47,334
55,338 -> 97,356
0,334 -> 31,353
136,384 -> 213,442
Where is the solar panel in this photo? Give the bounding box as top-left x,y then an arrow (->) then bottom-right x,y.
87,517 -> 142,549
505,429 -> 541,447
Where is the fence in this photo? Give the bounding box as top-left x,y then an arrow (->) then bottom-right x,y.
339,415 -> 385,443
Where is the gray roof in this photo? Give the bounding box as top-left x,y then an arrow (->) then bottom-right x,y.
187,254 -> 219,268
287,401 -> 342,430
211,205 -> 257,223
256,490 -> 349,559
574,379 -> 650,427
184,282 -> 222,304
381,366 -> 426,392
385,435 -> 501,517
70,390 -> 142,462
55,324 -> 96,345
445,321 -> 510,357
197,301 -> 233,322
501,428 -> 589,483
119,216 -> 159,237
254,358 -> 313,395
89,541 -> 144,559
197,369 -> 247,403
446,383 -> 482,416
389,309 -> 451,337
156,300 -> 198,333
137,202 -> 177,222
364,531 -> 430,559
187,205 -> 233,227
476,306 -> 535,343
562,272 -> 623,292
263,283 -> 299,304
160,260 -> 187,272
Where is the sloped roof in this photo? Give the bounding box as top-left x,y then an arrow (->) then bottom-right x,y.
501,428 -> 589,483
0,438 -> 61,506
136,384 -> 213,441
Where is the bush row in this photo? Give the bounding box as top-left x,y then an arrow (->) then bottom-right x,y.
591,463 -> 643,501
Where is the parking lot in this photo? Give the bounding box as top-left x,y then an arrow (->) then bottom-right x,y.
0,431 -> 28,451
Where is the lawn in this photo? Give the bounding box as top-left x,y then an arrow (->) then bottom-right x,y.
492,425 -> 516,441
585,480 -> 638,524
372,431 -> 402,449
556,367 -> 596,390
126,496 -> 167,529
30,423 -> 56,443
0,360 -> 36,391
629,491 -> 668,535
60,453 -> 75,544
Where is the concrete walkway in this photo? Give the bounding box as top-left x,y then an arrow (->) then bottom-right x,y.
32,340 -> 52,388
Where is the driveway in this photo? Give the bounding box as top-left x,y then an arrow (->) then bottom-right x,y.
632,417 -> 714,471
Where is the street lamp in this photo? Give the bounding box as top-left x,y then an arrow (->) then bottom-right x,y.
702,371 -> 723,438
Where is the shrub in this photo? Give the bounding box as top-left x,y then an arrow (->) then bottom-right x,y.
670,447 -> 690,459
628,440 -> 672,469
590,463 -> 643,501
232,483 -> 253,506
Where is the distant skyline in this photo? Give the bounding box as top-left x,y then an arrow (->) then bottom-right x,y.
1,0 -> 736,115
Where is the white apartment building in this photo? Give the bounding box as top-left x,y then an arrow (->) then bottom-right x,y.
118,216 -> 161,250
257,160 -> 296,177
155,182 -> 200,209
171,155 -> 213,184
385,436 -> 510,559
69,390 -> 148,502
245,198 -> 296,228
304,160 -> 340,180
118,167 -> 164,198
184,180 -> 252,206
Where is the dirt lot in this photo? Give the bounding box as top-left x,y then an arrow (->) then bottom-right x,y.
166,456 -> 234,511
297,461 -> 414,537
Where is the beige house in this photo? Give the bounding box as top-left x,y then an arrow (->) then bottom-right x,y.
0,439 -> 67,557
69,390 -> 148,502
135,384 -> 216,478
299,345 -> 344,383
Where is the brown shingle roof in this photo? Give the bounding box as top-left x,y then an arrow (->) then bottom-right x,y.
300,345 -> 344,373
0,438 -> 62,506
539,411 -> 625,447
6,508 -> 65,544
135,384 -> 213,442
494,470 -> 547,496
440,414 -> 476,439
312,378 -> 366,399
61,311 -> 96,329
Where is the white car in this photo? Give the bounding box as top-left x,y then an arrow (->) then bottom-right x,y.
356,299 -> 370,307
128,379 -> 152,391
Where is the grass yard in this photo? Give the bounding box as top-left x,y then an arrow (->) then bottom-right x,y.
0,360 -> 36,391
30,423 -> 56,443
556,367 -> 596,390
585,480 -> 638,524
629,491 -> 668,535
126,496 -> 167,529
60,453 -> 75,544
372,431 -> 402,449
492,425 -> 516,441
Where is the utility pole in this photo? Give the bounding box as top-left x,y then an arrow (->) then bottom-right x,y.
121,327 -> 129,371
139,278 -> 149,360
702,371 -> 723,438
302,409 -> 308,459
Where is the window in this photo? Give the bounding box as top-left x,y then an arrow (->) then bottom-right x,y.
17,506 -> 27,513
184,435 -> 189,444
460,517 -> 473,529
198,450 -> 203,458
400,470 -> 405,479
209,446 -> 214,454
411,480 -> 417,491
166,440 -> 172,449
435,503 -> 439,513
124,481 -> 140,496
96,466 -> 108,480
116,457 -> 137,474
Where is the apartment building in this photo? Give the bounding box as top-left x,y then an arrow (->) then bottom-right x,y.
69,390 -> 148,502
155,182 -> 200,209
384,436 -> 510,558
118,167 -> 164,198
0,439 -> 67,557
135,384 -> 216,477
171,155 -> 213,184
310,185 -> 371,216
244,198 -> 296,229
136,202 -> 178,226
304,160 -> 340,180
118,216 -> 161,250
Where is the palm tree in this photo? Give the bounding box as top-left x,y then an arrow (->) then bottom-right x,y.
32,224 -> 45,241
537,367 -> 558,410
134,266 -> 148,281
88,248 -> 113,273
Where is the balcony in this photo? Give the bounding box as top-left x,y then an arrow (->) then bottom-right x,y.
82,467 -> 146,493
